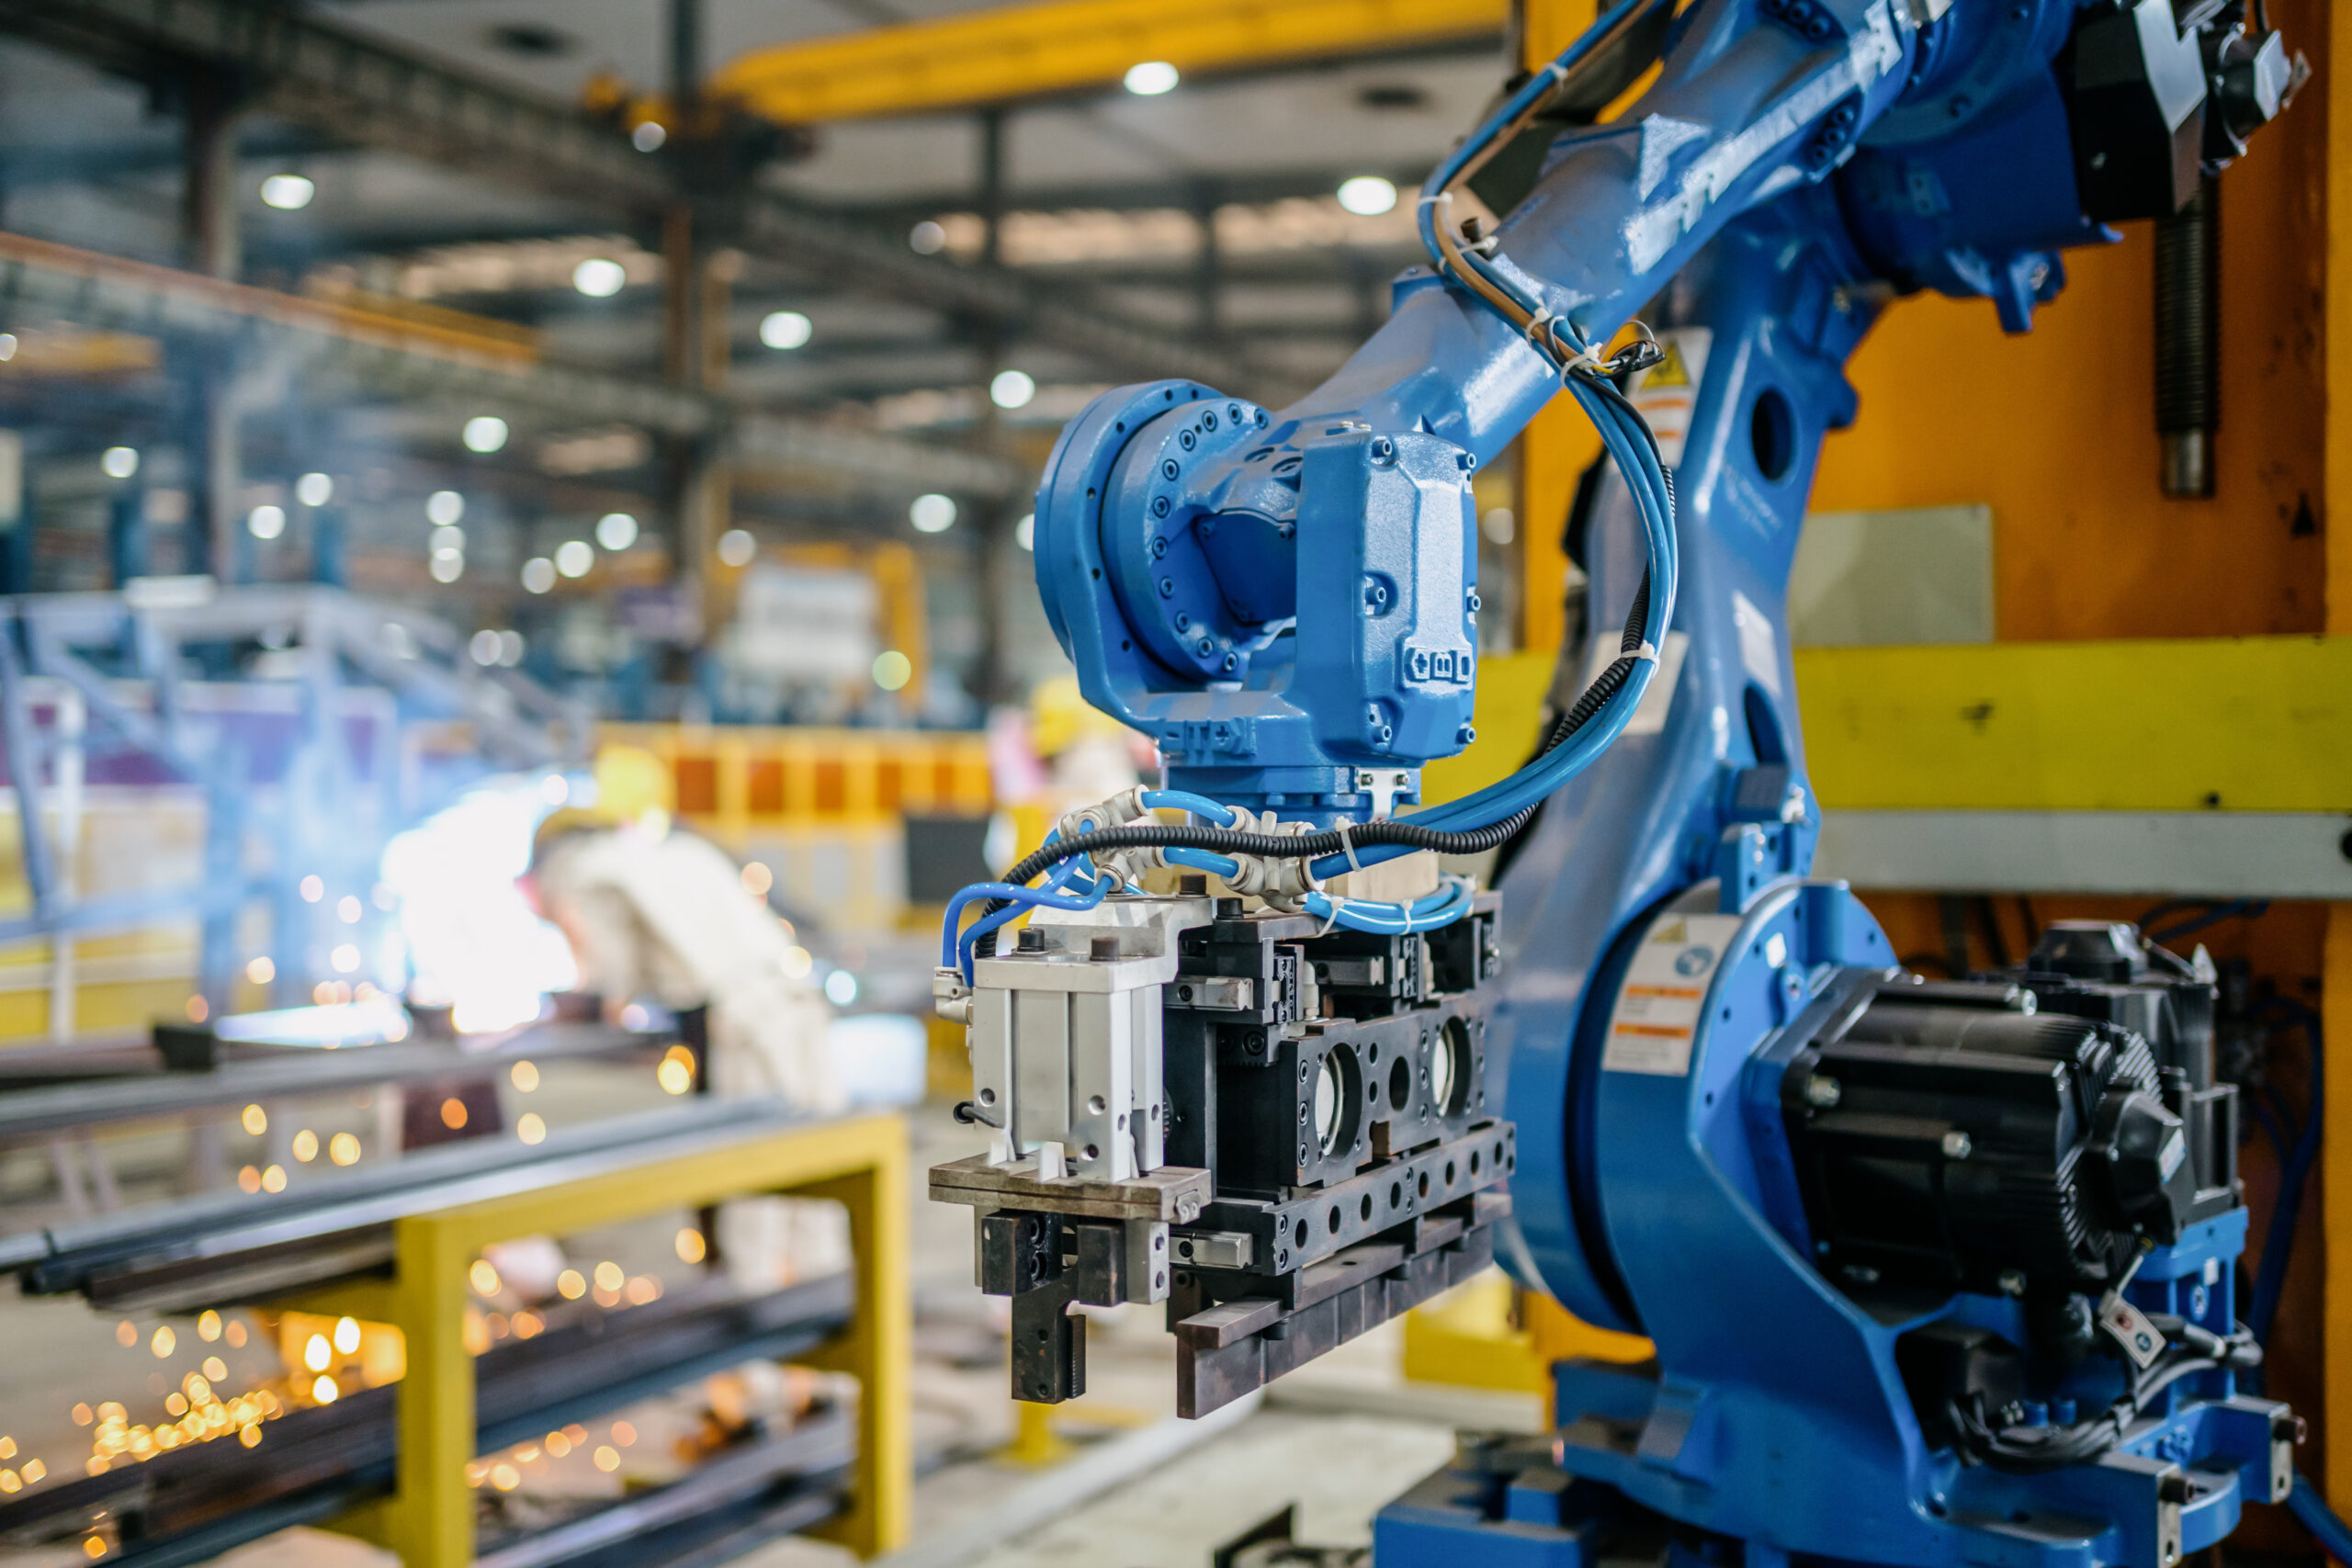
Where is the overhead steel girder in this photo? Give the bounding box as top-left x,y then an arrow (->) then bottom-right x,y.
0,0 -> 1283,400
0,228 -> 1028,497
710,0 -> 1508,123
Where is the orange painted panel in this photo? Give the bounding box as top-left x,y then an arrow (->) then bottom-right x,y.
1813,0 -> 2328,640
674,755 -> 718,816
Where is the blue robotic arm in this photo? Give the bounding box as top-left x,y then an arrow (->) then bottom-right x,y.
1030,0 -> 2098,827
947,4 -> 2311,1564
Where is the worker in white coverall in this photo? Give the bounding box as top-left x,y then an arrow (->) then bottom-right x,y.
529,745 -> 846,1286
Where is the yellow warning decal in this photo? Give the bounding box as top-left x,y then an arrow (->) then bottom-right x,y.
1642,336 -> 1694,389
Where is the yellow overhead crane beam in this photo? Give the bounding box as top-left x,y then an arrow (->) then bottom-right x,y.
707,0 -> 1509,124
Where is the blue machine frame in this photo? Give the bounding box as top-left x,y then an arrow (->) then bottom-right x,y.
1029,2 -> 2298,1563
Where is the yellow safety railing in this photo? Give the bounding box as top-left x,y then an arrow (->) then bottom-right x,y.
601,725 -> 992,840
303,1113 -> 909,1567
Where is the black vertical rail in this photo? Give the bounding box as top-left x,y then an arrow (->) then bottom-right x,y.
2154,176 -> 2219,499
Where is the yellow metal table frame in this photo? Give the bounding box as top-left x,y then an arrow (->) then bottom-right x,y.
321,1112 -> 910,1567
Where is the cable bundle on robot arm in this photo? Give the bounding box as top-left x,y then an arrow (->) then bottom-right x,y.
943,2 -> 1682,970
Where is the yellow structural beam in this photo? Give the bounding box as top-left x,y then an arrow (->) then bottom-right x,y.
1794,637 -> 2352,813
2324,0 -> 2352,1515
709,0 -> 1507,124
385,1113 -> 910,1567
1428,638 -> 2352,813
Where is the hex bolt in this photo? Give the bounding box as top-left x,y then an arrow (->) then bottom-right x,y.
1090,936 -> 1119,962
1941,1130 -> 1973,1160
1804,1074 -> 1842,1108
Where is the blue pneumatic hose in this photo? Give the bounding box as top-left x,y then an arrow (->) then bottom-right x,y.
2291,1474 -> 2352,1566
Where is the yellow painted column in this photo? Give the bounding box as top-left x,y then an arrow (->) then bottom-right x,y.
1513,0 -> 1603,659
800,1132 -> 913,1556
2324,0 -> 2350,1511
390,1214 -> 477,1568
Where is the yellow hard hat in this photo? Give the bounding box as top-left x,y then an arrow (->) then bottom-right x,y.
534,744 -> 674,859
592,744 -> 674,822
1029,674 -> 1127,758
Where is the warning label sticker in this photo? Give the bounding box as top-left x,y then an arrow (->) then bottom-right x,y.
1626,327 -> 1713,468
1601,912 -> 1741,1077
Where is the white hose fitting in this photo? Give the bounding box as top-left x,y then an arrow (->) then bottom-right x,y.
1220,809 -> 1321,902
1055,784 -> 1149,844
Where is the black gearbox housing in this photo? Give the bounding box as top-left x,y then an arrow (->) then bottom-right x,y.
2061,0 -> 2301,221
1781,921 -> 2237,1297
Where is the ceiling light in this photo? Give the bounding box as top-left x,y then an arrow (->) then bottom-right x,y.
426,491 -> 464,526
469,629 -> 502,665
296,472 -> 334,507
0,333 -> 17,362
1124,61 -> 1179,96
260,174 -> 315,210
595,512 -> 639,550
431,525 -> 465,553
989,369 -> 1035,410
872,649 -> 912,691
909,493 -> 956,534
463,415 -> 508,453
631,121 -> 666,152
1337,175 -> 1398,217
247,504 -> 286,540
521,558 -> 556,593
760,310 -> 813,350
554,539 -> 594,578
571,257 -> 627,298
100,446 -> 139,479
908,221 -> 946,255
717,528 -> 756,567
429,549 -> 465,582
1015,513 -> 1035,551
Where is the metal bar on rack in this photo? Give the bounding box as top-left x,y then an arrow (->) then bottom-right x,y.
0,1022 -> 669,1147
6,1100 -> 791,1282
0,1275 -> 854,1559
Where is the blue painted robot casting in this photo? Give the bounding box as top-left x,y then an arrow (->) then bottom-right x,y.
978,3 -> 2319,1564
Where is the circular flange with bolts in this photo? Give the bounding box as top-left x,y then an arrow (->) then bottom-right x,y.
1100,390 -> 1275,682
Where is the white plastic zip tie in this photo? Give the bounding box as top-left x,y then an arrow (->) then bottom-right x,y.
1334,819 -> 1364,875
